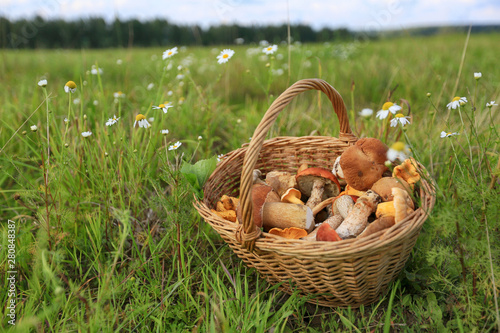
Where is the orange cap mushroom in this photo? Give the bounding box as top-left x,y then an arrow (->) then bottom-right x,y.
316,223 -> 342,241
281,188 -> 304,205
268,227 -> 308,239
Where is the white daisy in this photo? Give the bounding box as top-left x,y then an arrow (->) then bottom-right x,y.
217,49 -> 235,64
217,154 -> 224,162
90,65 -> 103,75
106,115 -> 120,127
168,141 -> 182,151
113,91 -> 126,99
376,102 -> 402,119
358,108 -> 373,117
162,47 -> 178,59
64,81 -> 77,93
152,102 -> 173,114
161,129 -> 169,135
30,125 -> 38,132
198,136 -> 202,140
81,131 -> 92,138
474,72 -> 482,80
440,131 -> 460,138
486,101 -> 497,108
64,118 -> 69,124
134,114 -> 150,128
262,44 -> 278,55
38,79 -> 47,87
387,142 -> 410,162
446,96 -> 467,110
390,113 -> 411,127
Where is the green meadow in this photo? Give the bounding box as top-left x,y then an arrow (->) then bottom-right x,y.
1,31 -> 499,331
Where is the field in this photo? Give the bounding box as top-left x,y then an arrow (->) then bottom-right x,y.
1,31 -> 499,332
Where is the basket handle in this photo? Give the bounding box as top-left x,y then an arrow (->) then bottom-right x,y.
237,78 -> 357,251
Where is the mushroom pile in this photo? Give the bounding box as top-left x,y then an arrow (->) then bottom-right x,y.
214,138 -> 422,242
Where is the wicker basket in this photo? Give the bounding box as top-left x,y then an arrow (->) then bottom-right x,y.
194,78 -> 435,308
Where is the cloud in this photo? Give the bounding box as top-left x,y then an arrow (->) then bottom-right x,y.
1,0 -> 499,30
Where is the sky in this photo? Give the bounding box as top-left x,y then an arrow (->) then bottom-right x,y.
1,0 -> 500,31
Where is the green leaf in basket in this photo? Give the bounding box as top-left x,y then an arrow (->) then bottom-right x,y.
180,155 -> 218,196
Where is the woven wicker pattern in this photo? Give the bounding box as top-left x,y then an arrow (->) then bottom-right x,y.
194,79 -> 435,307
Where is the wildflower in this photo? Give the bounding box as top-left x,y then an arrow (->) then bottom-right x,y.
217,154 -> 224,162
147,83 -> 154,90
486,101 -> 497,108
161,129 -> 169,135
81,131 -> 92,138
198,136 -> 202,140
358,108 -> 373,117
152,102 -> 173,114
176,74 -> 185,80
168,141 -> 182,150
446,96 -> 467,110
106,115 -> 120,126
178,97 -> 185,105
64,81 -> 77,93
90,65 -> 103,75
73,98 -> 80,105
134,114 -> 150,128
93,100 -> 99,106
262,44 -> 278,55
217,49 -> 235,64
113,91 -> 126,99
474,72 -> 482,80
376,102 -> 402,119
116,59 -> 123,65
440,131 -> 460,138
30,125 -> 38,132
38,79 -> 47,87
387,141 -> 410,162
162,47 -> 178,59
390,113 -> 411,127
64,118 -> 69,124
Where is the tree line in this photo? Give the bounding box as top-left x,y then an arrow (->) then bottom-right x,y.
0,16 -> 354,49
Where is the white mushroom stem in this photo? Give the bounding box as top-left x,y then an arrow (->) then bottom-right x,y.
262,202 -> 314,232
253,169 -> 266,185
333,195 -> 355,219
305,178 -> 325,209
302,215 -> 343,241
335,190 -> 381,239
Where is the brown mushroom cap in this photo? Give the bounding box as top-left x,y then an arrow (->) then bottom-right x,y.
236,184 -> 280,227
296,167 -> 341,200
339,138 -> 389,191
371,177 -> 411,202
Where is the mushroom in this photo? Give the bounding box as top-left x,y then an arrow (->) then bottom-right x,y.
371,177 -> 411,202
281,188 -> 305,205
332,155 -> 347,186
261,202 -> 314,232
253,169 -> 266,185
358,215 -> 396,238
339,138 -> 389,191
301,215 -> 343,241
265,171 -> 298,196
268,227 -> 308,239
375,187 -> 414,223
393,158 -> 421,189
332,194 -> 355,218
236,183 -> 280,227
296,167 -> 341,209
345,185 -> 366,198
335,190 -> 381,239
316,223 -> 342,242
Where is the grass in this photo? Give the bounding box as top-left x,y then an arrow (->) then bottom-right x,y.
1,31 -> 499,332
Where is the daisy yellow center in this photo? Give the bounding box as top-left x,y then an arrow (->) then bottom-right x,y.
395,113 -> 404,118
391,141 -> 406,152
223,54 -> 229,59
168,51 -> 173,55
65,81 -> 77,89
159,104 -> 165,108
136,114 -> 146,121
382,102 -> 394,110
447,132 -> 452,136
452,97 -> 461,102
267,47 -> 272,51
